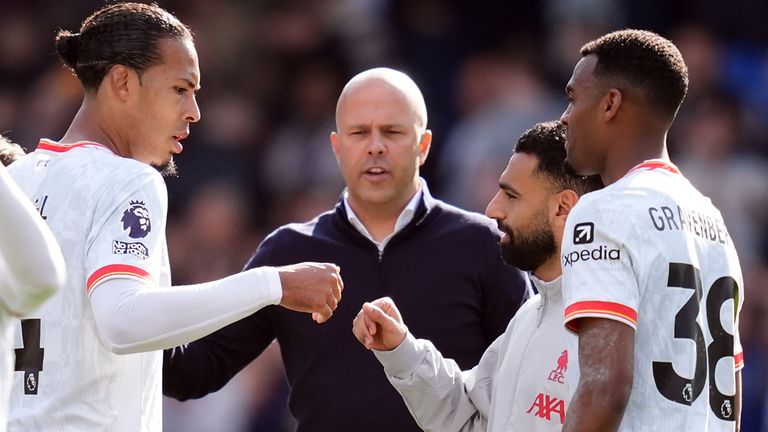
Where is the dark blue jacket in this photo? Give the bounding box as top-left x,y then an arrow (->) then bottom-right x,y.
164,185 -> 532,432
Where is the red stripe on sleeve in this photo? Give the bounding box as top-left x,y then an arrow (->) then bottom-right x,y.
734,351 -> 744,370
87,264 -> 152,293
564,300 -> 638,332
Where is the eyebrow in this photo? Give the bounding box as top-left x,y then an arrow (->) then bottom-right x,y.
499,181 -> 521,196
180,77 -> 201,91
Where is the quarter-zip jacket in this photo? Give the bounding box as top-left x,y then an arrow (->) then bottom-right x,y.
376,276 -> 575,431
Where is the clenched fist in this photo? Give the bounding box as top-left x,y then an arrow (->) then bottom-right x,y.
278,262 -> 343,323
352,297 -> 408,351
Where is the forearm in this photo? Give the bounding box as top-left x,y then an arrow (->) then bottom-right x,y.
564,319 -> 634,432
90,267 -> 281,354
0,167 -> 65,314
564,373 -> 631,431
374,334 -> 490,432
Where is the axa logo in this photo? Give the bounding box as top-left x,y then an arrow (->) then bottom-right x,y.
562,245 -> 621,267
548,350 -> 568,384
526,393 -> 566,424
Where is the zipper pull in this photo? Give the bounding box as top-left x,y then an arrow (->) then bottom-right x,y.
536,293 -> 546,327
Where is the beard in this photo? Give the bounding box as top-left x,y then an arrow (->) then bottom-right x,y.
499,218 -> 557,272
156,157 -> 178,177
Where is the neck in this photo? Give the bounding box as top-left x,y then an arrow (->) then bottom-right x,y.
533,255 -> 561,282
61,98 -> 127,157
348,184 -> 419,242
600,134 -> 669,185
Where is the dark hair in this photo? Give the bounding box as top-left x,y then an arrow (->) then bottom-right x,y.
55,2 -> 193,91
514,121 -> 603,195
0,135 -> 26,166
581,29 -> 689,120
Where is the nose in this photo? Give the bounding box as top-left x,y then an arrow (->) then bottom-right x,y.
186,95 -> 201,123
367,131 -> 386,156
485,191 -> 504,221
559,106 -> 570,126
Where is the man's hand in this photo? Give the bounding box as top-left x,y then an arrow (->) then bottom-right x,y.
352,297 -> 407,351
278,262 -> 343,323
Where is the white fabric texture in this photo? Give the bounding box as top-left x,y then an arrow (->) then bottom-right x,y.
0,164 -> 64,432
90,267 -> 281,354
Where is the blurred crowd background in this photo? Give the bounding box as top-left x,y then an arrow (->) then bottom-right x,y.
1,0 -> 766,430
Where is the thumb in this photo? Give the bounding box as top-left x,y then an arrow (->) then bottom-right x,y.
364,302 -> 398,330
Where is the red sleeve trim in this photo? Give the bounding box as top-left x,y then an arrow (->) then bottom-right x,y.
564,300 -> 638,332
734,351 -> 744,371
87,264 -> 152,293
37,139 -> 107,153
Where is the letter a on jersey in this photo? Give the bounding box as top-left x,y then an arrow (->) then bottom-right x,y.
526,393 -> 566,424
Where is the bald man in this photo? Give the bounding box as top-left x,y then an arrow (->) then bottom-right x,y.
163,68 -> 532,432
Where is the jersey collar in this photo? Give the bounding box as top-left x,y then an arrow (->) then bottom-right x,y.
624,159 -> 681,177
37,139 -> 111,154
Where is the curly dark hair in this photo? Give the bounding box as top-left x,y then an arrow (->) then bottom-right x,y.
55,2 -> 193,91
0,134 -> 25,166
514,121 -> 603,195
581,29 -> 689,120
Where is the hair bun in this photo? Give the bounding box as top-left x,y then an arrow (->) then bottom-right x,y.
55,30 -> 82,70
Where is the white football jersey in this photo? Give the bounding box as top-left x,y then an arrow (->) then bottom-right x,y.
562,160 -> 744,432
7,139 -> 170,431
0,270 -> 13,432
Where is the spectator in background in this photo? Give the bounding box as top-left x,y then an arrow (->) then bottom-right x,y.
163,67 -> 532,432
437,49 -> 563,211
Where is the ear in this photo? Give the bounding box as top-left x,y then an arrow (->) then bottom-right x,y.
105,65 -> 137,102
417,129 -> 432,166
602,88 -> 623,122
330,131 -> 341,161
551,189 -> 580,233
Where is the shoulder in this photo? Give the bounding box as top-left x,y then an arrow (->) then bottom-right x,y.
428,199 -> 501,237
260,208 -> 337,246
63,147 -> 163,190
569,180 -> 652,226
514,294 -> 542,321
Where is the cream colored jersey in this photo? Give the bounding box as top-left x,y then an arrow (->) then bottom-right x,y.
7,139 -> 169,431
562,160 -> 744,432
0,282 -> 12,432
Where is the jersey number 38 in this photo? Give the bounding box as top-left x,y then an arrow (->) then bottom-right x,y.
652,262 -> 738,421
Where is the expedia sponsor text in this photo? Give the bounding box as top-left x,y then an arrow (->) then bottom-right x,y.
562,245 -> 620,267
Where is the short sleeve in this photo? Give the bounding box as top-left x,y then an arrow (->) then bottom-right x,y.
85,170 -> 168,294
562,196 -> 640,333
